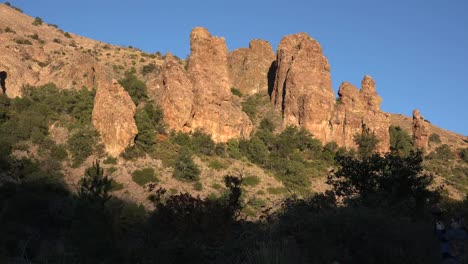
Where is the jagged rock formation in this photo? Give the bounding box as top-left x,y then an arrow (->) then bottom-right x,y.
156,27 -> 253,142
329,76 -> 390,152
228,39 -> 275,95
271,33 -> 336,143
2,2 -> 465,153
412,109 -> 430,150
92,79 -> 138,156
159,54 -> 194,132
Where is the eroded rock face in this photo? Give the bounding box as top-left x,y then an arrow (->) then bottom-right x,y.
92,79 -> 138,156
187,27 -> 252,142
159,54 -> 194,133
329,76 -> 390,152
412,109 -> 430,151
228,39 -> 275,95
271,33 -> 335,143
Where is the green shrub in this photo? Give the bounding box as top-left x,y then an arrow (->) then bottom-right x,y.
49,144 -> 68,161
211,183 -> 223,190
15,38 -> 32,45
460,148 -> 468,163
389,126 -> 413,156
118,71 -> 148,105
67,127 -> 98,166
428,144 -> 454,161
429,133 -> 441,144
194,182 -> 203,191
4,27 -> 16,33
243,175 -> 261,187
208,159 -> 229,170
173,147 -> 200,182
354,125 -> 380,158
132,168 -> 158,186
32,17 -> 43,26
110,179 -> 124,191
267,187 -> 288,195
191,130 -> 215,155
231,87 -> 243,97
103,156 -> 118,164
141,63 -> 158,75
64,32 -> 72,38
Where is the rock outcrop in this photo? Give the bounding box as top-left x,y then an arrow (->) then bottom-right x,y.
412,109 -> 430,151
187,27 -> 252,142
159,54 -> 194,132
92,79 -> 138,156
329,76 -> 390,152
228,39 -> 275,95
271,33 -> 335,143
155,28 -> 253,142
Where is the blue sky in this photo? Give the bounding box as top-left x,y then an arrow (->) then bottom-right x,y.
9,0 -> 468,135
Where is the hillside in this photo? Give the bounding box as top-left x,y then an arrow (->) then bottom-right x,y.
1,2 -> 467,202
1,3 -> 467,263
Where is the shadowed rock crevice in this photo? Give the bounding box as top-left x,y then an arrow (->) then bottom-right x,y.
0,71 -> 7,95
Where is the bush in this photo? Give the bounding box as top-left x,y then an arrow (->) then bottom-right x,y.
15,38 -> 32,45
110,179 -> 124,191
231,87 -> 243,97
64,32 -> 72,38
460,148 -> 468,163
429,133 -> 441,144
173,147 -> 200,182
67,127 -> 98,165
32,17 -> 43,26
103,156 -> 118,164
191,130 -> 215,155
132,167 -> 158,186
428,144 -> 454,161
194,182 -> 203,191
118,71 -> 148,105
141,63 -> 158,75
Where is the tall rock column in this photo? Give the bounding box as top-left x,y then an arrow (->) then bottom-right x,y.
271,33 -> 335,143
159,54 -> 194,133
329,76 -> 390,152
92,79 -> 138,157
188,27 -> 252,142
412,109 -> 430,151
227,39 -> 275,95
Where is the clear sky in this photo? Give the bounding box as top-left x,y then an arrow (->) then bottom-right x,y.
8,0 -> 468,135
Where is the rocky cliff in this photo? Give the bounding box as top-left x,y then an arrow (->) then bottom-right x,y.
329,76 -> 390,152
412,109 -> 430,151
228,39 -> 275,95
155,28 -> 253,142
271,33 -> 335,138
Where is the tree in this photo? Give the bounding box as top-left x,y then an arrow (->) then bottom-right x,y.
389,125 -> 413,156
327,151 -> 440,210
78,161 -> 112,204
173,147 -> 200,182
354,124 -> 380,158
118,71 -> 148,105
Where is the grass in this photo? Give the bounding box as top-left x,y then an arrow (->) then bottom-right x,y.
132,167 -> 158,186
243,175 -> 261,187
208,159 -> 229,170
267,187 -> 288,195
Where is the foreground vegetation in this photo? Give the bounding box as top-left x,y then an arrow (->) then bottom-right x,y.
2,147 -> 466,263
0,77 -> 467,262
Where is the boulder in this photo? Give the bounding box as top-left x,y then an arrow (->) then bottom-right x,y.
92,79 -> 138,156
